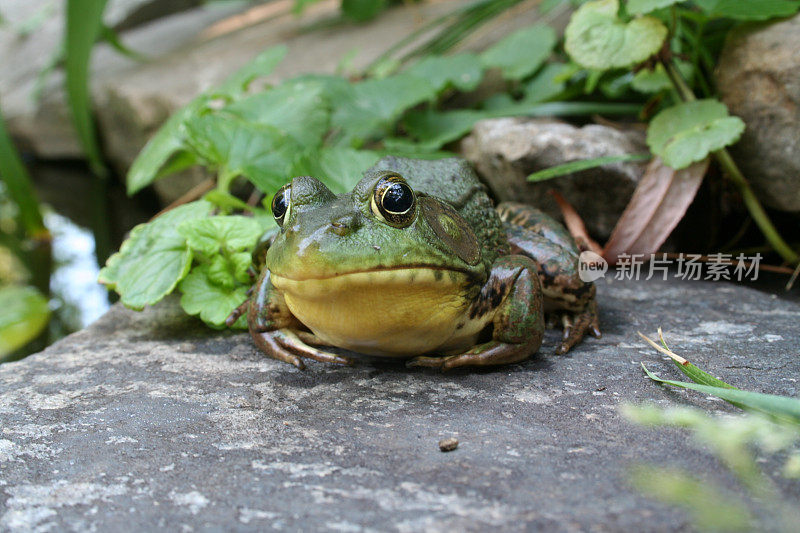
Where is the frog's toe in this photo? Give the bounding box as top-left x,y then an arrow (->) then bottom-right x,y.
554,304 -> 601,354
406,356 -> 448,369
254,329 -> 355,368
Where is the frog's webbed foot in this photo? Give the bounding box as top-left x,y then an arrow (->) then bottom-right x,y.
407,340 -> 530,370
253,329 -> 355,370
553,300 -> 601,355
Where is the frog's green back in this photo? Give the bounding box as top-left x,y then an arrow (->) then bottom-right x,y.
367,156 -> 510,267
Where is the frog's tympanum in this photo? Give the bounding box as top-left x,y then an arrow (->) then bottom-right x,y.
227,157 -> 599,370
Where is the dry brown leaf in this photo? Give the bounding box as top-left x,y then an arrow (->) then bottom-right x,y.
603,156 -> 708,264
549,190 -> 603,255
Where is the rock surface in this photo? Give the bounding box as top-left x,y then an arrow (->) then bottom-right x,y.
2,276 -> 798,531
461,117 -> 648,240
716,13 -> 800,213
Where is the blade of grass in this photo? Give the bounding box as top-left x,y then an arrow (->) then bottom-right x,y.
65,0 -> 108,178
641,363 -> 800,427
527,153 -> 650,182
639,330 -> 737,389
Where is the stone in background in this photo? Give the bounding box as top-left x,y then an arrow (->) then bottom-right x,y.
461,117 -> 648,240
716,13 -> 800,213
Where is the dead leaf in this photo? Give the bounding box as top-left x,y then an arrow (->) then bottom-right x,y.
603,157 -> 708,264
549,190 -> 603,255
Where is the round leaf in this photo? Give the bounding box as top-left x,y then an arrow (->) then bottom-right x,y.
480,25 -> 556,80
0,286 -> 50,358
564,0 -> 667,70
647,100 -> 745,169
178,265 -> 249,328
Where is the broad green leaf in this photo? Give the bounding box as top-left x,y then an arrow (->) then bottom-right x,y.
225,79 -> 330,148
331,74 -> 437,146
626,0 -> 681,15
293,148 -> 382,193
0,286 -> 50,359
564,0 -> 667,70
183,113 -> 303,192
98,201 -> 212,310
178,265 -> 249,328
480,25 -> 557,80
403,109 -> 485,149
214,45 -> 288,97
523,63 -> 571,103
631,60 -> 692,94
127,97 -> 210,194
404,54 -> 484,93
642,364 -> 800,427
629,466 -> 753,531
65,0 -> 108,176
178,215 -> 263,255
341,0 -> 387,22
694,0 -> 800,20
527,153 -> 650,182
203,190 -> 256,212
647,99 -> 745,169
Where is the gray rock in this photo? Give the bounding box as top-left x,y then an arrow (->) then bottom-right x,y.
461,117 -> 648,240
1,276 -> 798,531
716,14 -> 800,213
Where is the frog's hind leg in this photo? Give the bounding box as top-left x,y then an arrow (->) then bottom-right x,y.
407,255 -> 544,370
497,202 -> 600,354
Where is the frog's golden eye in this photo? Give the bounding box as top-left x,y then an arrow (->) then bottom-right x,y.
371,174 -> 416,228
271,184 -> 291,226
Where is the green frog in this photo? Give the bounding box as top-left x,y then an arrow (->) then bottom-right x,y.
227,157 -> 599,370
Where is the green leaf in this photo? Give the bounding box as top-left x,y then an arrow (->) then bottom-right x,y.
341,0 -> 387,22
98,201 -> 212,310
629,466 -> 753,531
178,265 -> 249,328
527,153 -> 650,182
694,0 -> 800,20
331,74 -> 437,146
404,54 -> 484,93
641,364 -> 800,427
126,97 -> 209,194
647,99 -> 745,169
0,286 -> 50,359
224,79 -> 330,148
626,0 -> 681,15
631,61 -> 692,94
564,0 -> 668,70
522,63 -> 571,103
65,0 -> 108,176
293,148 -> 382,193
213,45 -> 288,97
0,99 -> 46,236
480,25 -> 557,80
183,113 -> 303,192
178,215 -> 263,255
403,109 -> 485,149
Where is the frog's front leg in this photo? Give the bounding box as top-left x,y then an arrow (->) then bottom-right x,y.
408,255 -> 544,369
227,269 -> 354,370
497,202 -> 600,354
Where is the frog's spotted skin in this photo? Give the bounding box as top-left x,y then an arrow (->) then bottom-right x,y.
228,157 -> 599,369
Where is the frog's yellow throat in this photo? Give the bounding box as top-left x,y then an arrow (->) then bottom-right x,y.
270,268 -> 491,357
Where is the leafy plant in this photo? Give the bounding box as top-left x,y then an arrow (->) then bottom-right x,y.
560,0 -> 799,265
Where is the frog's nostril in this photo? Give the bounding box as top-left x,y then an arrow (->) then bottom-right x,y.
329,214 -> 359,236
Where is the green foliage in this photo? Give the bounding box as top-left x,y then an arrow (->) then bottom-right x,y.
564,0 -> 667,70
0,286 -> 50,360
693,0 -> 800,20
341,0 -> 387,22
479,25 -> 556,80
626,0 -> 682,15
65,0 -> 108,177
404,53 -> 483,92
98,201 -> 212,310
647,100 -> 745,169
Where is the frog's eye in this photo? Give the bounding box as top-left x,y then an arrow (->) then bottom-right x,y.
271,184 -> 291,226
371,174 -> 416,227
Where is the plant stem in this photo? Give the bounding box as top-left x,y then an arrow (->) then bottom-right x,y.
662,59 -> 799,265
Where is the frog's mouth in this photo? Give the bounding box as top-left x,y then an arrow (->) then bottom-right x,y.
269,265 -> 471,283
